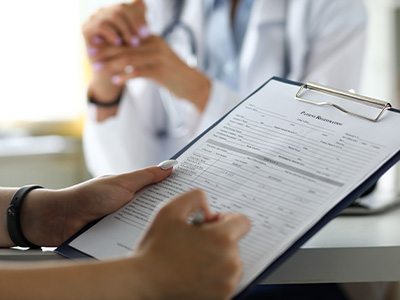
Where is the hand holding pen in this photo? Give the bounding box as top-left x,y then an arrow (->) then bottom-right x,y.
136,187 -> 251,300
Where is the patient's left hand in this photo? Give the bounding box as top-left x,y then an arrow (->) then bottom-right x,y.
20,166 -> 172,246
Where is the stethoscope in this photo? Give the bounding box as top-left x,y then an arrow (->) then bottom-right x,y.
157,0 -> 290,138
162,0 -> 197,62
156,0 -> 196,138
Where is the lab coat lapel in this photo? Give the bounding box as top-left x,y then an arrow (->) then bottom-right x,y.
240,0 -> 286,94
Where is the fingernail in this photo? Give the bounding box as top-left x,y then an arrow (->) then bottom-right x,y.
130,36 -> 140,47
92,36 -> 104,45
124,65 -> 135,74
88,47 -> 97,57
111,75 -> 122,85
92,62 -> 103,71
158,159 -> 178,170
114,37 -> 123,46
208,213 -> 221,222
138,25 -> 150,38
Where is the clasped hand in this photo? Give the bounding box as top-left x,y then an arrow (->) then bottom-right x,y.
83,1 -> 210,112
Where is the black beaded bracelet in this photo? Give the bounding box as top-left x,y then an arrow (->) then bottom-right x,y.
7,185 -> 43,248
88,91 -> 123,107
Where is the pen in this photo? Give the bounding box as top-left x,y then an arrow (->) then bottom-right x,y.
188,211 -> 205,226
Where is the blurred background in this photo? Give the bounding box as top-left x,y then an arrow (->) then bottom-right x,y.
0,0 -> 400,188
1,2 -> 400,299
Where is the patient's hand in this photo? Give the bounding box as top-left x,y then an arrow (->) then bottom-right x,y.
133,190 -> 251,300
20,166 -> 172,246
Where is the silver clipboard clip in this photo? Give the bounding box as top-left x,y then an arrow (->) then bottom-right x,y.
295,83 -> 392,122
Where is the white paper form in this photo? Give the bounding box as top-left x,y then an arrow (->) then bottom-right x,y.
69,79 -> 400,295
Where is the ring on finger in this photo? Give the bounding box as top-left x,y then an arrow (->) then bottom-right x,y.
124,65 -> 135,74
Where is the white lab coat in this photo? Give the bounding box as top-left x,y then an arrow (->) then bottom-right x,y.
84,0 -> 367,176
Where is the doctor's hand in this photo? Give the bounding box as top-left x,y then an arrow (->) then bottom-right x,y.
133,190 -> 251,300
83,0 -> 148,104
19,166 -> 172,247
83,0 -> 147,48
89,35 -> 211,113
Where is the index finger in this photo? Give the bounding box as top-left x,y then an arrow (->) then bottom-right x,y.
121,1 -> 148,38
211,213 -> 251,242
160,189 -> 214,222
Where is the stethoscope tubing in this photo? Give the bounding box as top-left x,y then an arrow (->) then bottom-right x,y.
158,0 -> 290,137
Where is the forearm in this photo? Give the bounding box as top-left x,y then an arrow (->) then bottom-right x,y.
20,188 -> 70,247
180,67 -> 211,113
0,188 -> 18,247
0,187 -> 71,248
0,258 -> 144,300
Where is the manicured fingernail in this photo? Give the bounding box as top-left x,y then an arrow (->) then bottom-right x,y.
114,37 -> 123,46
88,48 -> 97,57
111,75 -> 122,85
138,25 -> 150,38
124,65 -> 135,74
158,159 -> 178,170
130,36 -> 140,47
92,62 -> 103,71
92,36 -> 104,45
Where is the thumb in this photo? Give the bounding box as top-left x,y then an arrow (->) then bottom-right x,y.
117,165 -> 173,193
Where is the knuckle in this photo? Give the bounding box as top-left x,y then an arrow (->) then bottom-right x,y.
82,22 -> 96,37
103,68 -> 112,76
98,20 -> 109,29
189,189 -> 206,202
96,7 -> 104,15
122,57 -> 132,65
211,232 -> 234,249
192,188 -> 206,197
117,3 -> 126,11
157,202 -> 172,218
132,1 -> 146,13
110,10 -> 123,20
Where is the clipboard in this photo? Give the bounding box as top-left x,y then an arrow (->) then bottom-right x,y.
56,77 -> 400,299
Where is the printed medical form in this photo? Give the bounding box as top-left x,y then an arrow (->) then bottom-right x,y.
68,79 -> 400,295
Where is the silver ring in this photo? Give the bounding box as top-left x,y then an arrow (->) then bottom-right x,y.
124,65 -> 134,74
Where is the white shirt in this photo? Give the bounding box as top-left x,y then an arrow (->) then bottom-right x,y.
84,0 -> 367,176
